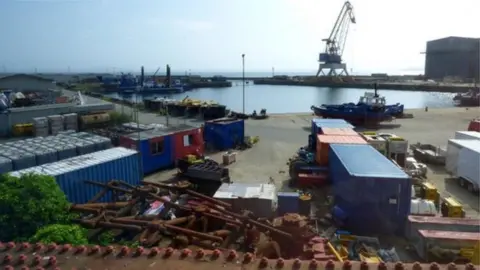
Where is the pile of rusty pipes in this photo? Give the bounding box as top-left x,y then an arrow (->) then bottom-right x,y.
69,180 -> 316,259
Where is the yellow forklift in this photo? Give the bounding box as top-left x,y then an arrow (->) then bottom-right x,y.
413,182 -> 441,208
440,197 -> 466,218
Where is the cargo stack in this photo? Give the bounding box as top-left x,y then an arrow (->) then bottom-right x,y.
316,135 -> 367,165
310,119 -> 354,151
32,117 -> 49,137
48,115 -> 65,135
0,132 -> 113,173
359,131 -> 388,156
63,113 -> 79,131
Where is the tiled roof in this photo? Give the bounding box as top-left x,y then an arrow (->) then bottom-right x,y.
0,242 -> 477,270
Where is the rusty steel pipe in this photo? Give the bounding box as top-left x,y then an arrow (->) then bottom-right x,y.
248,219 -> 293,239
81,202 -> 130,209
96,221 -> 143,231
162,224 -> 223,242
184,189 -> 231,208
70,205 -> 103,214
109,218 -> 150,226
211,229 -> 231,237
201,212 -> 242,226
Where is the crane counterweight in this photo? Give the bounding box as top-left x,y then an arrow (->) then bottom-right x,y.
316,1 -> 356,77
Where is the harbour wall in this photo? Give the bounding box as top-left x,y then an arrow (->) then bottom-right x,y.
252,79 -> 476,93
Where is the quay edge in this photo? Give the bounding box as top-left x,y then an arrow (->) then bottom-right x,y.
252,79 -> 476,93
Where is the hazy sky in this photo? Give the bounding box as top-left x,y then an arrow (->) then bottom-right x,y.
0,0 -> 478,74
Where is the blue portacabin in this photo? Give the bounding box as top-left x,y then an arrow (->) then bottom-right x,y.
204,118 -> 245,150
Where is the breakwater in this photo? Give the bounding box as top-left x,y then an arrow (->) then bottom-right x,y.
252,79 -> 476,93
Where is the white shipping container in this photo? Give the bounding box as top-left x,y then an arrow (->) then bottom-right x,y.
457,144 -> 480,191
445,139 -> 480,175
454,131 -> 480,141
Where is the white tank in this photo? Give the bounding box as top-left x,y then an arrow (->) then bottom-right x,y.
410,199 -> 436,216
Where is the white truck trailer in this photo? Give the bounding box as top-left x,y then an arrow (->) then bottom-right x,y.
445,139 -> 480,193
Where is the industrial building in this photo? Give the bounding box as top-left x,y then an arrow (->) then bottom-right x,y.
424,36 -> 480,81
0,74 -> 57,92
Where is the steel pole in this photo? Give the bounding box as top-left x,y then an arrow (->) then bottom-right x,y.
242,54 -> 245,114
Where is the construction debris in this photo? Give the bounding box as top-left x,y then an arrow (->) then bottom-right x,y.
69,180 -> 319,259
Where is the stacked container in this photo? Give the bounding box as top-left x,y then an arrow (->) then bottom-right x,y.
32,117 -> 49,137
48,115 -> 65,135
329,144 -> 411,235
9,147 -> 141,204
316,135 -> 367,165
379,133 -> 408,167
360,132 -> 388,156
310,119 -> 354,150
63,113 -> 79,131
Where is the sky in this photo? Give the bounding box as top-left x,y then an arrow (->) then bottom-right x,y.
0,0 -> 479,75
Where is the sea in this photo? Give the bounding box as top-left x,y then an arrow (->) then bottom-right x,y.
105,82 -> 456,114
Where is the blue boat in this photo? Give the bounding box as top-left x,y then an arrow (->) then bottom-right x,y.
311,84 -> 404,125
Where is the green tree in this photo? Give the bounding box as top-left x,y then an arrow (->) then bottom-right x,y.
29,224 -> 88,245
0,173 -> 72,241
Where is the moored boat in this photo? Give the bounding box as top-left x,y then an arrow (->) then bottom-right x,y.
453,89 -> 480,107
310,84 -> 400,125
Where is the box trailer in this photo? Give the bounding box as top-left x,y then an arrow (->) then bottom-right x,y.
445,139 -> 480,193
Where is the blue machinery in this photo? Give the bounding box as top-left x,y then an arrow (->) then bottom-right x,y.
316,1 -> 356,77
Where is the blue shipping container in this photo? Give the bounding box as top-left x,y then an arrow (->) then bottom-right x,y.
277,192 -> 300,216
328,144 -> 411,235
204,119 -> 245,150
121,130 -> 174,174
9,147 -> 141,204
311,119 -> 353,136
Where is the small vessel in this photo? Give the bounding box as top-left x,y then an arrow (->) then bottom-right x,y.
319,84 -> 404,117
311,84 -> 402,125
453,88 -> 480,107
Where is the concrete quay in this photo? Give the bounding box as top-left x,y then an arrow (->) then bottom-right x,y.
252,78 -> 476,93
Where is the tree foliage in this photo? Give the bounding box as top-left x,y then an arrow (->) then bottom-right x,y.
0,173 -> 72,241
29,224 -> 88,245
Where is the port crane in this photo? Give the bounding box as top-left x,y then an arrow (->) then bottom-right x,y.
316,1 -> 356,77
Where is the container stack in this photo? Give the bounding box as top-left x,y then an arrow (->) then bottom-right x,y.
63,113 -> 79,131
48,115 -> 65,135
0,132 -> 113,173
32,117 -> 49,137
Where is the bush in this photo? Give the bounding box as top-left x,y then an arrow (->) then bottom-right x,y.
29,224 -> 88,245
0,173 -> 72,241
109,111 -> 132,125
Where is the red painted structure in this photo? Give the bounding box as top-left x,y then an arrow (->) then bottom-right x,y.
171,126 -> 204,160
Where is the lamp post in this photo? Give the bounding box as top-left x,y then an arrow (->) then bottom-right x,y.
242,54 -> 245,114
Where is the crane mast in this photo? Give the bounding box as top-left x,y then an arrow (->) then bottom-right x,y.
316,1 -> 356,77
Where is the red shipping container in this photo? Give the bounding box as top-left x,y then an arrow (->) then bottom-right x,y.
171,126 -> 205,160
316,135 -> 366,165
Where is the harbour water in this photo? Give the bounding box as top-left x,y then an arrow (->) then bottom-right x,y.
105,82 -> 456,114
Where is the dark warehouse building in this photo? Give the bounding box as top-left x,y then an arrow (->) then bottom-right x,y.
424,36 -> 480,81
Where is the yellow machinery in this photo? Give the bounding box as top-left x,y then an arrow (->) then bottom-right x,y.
185,154 -> 203,164
461,241 -> 480,265
415,182 -> 441,207
440,197 -> 465,218
12,123 -> 33,137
